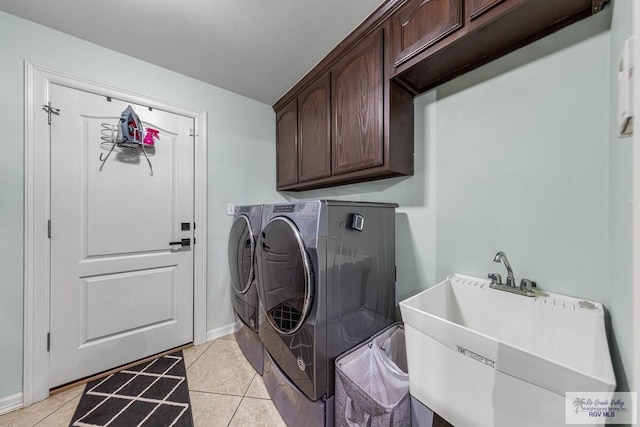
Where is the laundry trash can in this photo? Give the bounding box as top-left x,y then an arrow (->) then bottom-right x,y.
335,323 -> 410,427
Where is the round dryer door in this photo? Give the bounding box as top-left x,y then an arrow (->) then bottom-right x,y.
228,215 -> 255,294
259,216 -> 313,335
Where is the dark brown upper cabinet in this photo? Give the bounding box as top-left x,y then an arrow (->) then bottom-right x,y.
274,25 -> 414,191
389,0 -> 601,94
273,0 -> 606,191
332,31 -> 384,176
275,99 -> 298,188
391,0 -> 463,69
298,74 -> 331,183
466,0 -> 507,21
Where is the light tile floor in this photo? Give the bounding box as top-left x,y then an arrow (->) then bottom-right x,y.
0,334 -> 286,427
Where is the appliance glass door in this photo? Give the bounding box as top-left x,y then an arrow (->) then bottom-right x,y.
259,216 -> 313,335
228,215 -> 254,294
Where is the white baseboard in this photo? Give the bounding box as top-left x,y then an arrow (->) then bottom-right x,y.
0,392 -> 23,415
206,323 -> 235,342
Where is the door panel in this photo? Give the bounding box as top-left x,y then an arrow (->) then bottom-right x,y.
49,84 -> 194,388
298,74 -> 331,182
393,0 -> 463,67
86,111 -> 181,256
331,30 -> 384,175
83,266 -> 177,341
467,0 -> 507,20
276,99 -> 298,187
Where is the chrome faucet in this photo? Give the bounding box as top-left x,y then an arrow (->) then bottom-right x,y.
488,251 -> 536,297
493,251 -> 515,287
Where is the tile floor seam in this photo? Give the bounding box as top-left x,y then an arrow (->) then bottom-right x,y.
184,341 -> 214,370
242,373 -> 257,397
187,388 -> 245,397
227,396 -> 245,427
246,395 -> 272,401
33,398 -> 75,427
28,401 -> 67,427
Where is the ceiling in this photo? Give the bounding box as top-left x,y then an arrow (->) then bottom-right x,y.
0,0 -> 385,105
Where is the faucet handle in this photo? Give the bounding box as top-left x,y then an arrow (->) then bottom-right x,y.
520,278 -> 537,291
488,273 -> 502,285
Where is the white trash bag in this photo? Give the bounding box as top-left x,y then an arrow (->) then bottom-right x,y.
335,324 -> 410,427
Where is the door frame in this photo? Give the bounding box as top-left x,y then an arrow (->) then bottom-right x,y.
633,0 -> 640,398
23,62 -> 208,405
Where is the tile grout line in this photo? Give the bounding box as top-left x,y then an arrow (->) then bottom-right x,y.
242,373 -> 257,397
227,396 -> 245,427
189,388 -> 273,401
188,389 -> 245,398
32,397 -> 78,427
19,400 -> 68,426
185,339 -> 216,371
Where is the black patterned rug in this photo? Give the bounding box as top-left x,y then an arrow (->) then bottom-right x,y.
70,350 -> 193,427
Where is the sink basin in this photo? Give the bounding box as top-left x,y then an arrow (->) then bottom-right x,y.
399,273 -> 616,427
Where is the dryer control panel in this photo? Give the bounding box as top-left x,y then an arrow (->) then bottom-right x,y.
263,201 -> 322,239
273,204 -> 295,213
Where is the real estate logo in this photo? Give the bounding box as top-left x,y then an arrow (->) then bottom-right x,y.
566,392 -> 637,424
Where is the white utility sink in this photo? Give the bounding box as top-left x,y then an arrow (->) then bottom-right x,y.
399,273 -> 616,427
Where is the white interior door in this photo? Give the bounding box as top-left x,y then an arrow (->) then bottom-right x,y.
49,84 -> 194,388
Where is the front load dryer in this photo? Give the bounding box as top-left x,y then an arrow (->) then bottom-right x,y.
228,204 -> 263,374
256,200 -> 397,426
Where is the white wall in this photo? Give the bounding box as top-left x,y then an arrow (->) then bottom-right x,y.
0,11 -> 281,400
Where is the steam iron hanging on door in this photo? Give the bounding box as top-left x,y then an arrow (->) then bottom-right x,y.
99,105 -> 155,175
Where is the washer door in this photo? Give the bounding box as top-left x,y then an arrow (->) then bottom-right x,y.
259,216 -> 313,335
228,215 -> 255,294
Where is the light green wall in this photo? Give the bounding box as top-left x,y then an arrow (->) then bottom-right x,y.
293,9 -> 611,300
432,12 -> 611,301
289,6 -> 626,391
607,0 -> 633,393
1,1 -> 633,407
0,11 -> 281,399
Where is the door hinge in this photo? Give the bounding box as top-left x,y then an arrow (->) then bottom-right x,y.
189,128 -> 196,137
47,219 -> 51,238
193,237 -> 196,245
47,332 -> 50,352
42,102 -> 60,125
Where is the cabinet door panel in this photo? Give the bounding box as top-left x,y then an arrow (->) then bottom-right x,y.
467,0 -> 507,20
394,0 -> 463,67
298,74 -> 331,182
275,99 -> 298,187
332,30 -> 383,175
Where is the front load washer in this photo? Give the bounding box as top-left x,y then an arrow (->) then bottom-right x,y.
256,200 -> 397,426
228,204 -> 263,374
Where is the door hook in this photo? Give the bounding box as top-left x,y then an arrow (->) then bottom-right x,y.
99,143 -> 116,171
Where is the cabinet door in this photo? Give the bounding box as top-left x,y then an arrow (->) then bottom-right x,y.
275,99 -> 298,187
466,0 -> 507,21
332,30 -> 383,176
298,74 -> 331,182
392,0 -> 463,68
